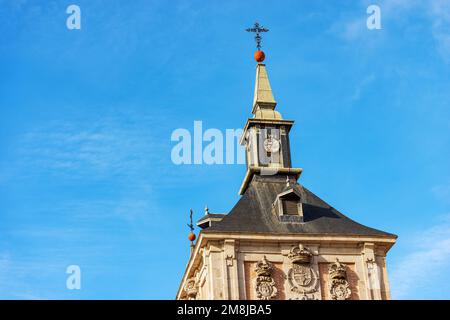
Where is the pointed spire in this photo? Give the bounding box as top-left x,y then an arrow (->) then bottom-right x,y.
252,64 -> 277,114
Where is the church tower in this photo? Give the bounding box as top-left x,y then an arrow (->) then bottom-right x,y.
176,25 -> 397,300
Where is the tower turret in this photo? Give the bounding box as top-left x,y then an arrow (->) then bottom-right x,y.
239,59 -> 302,195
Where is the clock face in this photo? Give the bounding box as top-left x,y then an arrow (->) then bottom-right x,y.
263,136 -> 280,153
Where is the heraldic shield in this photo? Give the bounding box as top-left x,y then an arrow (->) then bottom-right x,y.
286,244 -> 319,297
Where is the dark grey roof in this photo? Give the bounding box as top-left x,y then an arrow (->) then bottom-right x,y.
202,174 -> 396,237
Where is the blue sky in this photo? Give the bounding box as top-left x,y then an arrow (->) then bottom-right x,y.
1,0 -> 450,299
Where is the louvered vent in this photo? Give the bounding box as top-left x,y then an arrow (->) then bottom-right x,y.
282,199 -> 298,215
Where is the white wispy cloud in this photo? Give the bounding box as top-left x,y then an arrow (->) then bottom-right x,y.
328,0 -> 450,63
3,107 -> 170,239
390,214 -> 450,299
382,0 -> 450,63
0,251 -> 51,299
429,0 -> 450,63
328,14 -> 367,42
16,108 -> 170,180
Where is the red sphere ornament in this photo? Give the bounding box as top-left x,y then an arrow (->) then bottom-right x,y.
188,232 -> 196,242
254,50 -> 265,62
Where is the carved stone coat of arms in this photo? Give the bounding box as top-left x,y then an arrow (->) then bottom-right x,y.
285,244 -> 319,299
254,256 -> 277,300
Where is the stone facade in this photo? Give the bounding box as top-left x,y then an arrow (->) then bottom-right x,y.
176,234 -> 394,300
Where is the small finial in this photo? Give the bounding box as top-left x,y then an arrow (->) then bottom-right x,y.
205,205 -> 209,215
286,176 -> 290,187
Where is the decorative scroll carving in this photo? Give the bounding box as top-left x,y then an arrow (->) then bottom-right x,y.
184,277 -> 198,300
286,244 -> 318,297
328,258 -> 351,300
254,256 -> 277,300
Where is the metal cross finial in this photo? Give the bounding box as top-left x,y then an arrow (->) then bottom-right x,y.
246,22 -> 269,51
187,209 -> 194,232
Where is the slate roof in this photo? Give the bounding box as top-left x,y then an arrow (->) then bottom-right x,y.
201,174 -> 396,238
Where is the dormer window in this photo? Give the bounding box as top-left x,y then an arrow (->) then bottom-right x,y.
197,211 -> 226,229
274,188 -> 304,223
